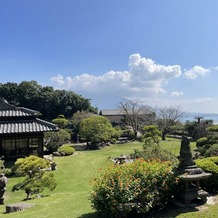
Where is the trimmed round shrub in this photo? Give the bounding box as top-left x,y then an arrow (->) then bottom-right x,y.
196,137 -> 208,147
90,159 -> 176,217
58,146 -> 75,156
195,156 -> 218,192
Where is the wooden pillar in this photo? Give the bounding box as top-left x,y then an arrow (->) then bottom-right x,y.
38,136 -> 44,157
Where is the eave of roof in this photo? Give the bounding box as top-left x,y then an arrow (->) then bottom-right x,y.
0,98 -> 40,118
99,109 -> 124,116
0,118 -> 58,135
0,108 -> 39,118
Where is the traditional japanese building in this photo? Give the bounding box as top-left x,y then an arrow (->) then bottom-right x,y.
0,98 -> 58,160
99,109 -> 155,125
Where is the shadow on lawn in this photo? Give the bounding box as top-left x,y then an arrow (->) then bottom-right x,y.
150,203 -> 199,218
77,211 -> 99,218
77,204 -> 200,218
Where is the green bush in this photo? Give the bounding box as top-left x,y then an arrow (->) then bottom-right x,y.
111,128 -> 122,140
52,114 -> 69,128
205,144 -> 218,157
90,159 -> 176,217
195,156 -> 218,192
196,137 -> 208,147
207,126 -> 218,132
207,135 -> 218,145
121,129 -> 135,140
110,138 -> 117,144
58,146 -> 75,156
44,129 -> 71,153
197,144 -> 211,156
131,146 -> 179,167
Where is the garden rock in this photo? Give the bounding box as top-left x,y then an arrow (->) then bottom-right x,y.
53,151 -> 61,156
6,203 -> 35,213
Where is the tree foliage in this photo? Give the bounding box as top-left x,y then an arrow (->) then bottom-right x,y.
132,146 -> 179,167
143,125 -> 162,147
119,99 -> 155,139
71,110 -> 94,128
44,129 -> 71,152
156,105 -> 184,140
12,156 -> 57,198
79,116 -> 115,148
52,114 -> 69,128
185,118 -> 213,140
0,81 -> 96,120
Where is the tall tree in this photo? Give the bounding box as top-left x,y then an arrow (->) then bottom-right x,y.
185,118 -> 213,140
119,99 -> 155,140
79,116 -> 115,149
0,81 -> 94,120
0,82 -> 19,105
156,105 -> 184,140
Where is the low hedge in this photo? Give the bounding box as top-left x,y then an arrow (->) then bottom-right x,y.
58,146 -> 75,156
90,159 -> 176,217
195,156 -> 218,192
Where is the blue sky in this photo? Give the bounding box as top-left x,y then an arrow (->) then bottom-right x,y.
1,0 -> 218,113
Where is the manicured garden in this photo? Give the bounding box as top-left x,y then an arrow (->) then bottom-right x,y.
0,139 -> 217,217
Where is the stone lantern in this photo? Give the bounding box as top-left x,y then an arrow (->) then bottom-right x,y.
175,136 -> 211,204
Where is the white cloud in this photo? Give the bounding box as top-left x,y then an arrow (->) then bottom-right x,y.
171,91 -> 184,97
51,53 -> 182,100
184,66 -> 210,79
50,54 -> 217,112
129,53 -> 181,81
50,74 -> 65,86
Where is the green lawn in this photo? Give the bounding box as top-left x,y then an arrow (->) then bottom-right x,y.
160,137 -> 196,156
0,139 -> 217,218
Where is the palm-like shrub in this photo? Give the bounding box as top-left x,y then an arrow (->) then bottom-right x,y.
90,159 -> 176,217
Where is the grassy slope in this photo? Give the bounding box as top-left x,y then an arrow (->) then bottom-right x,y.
0,142 -> 143,218
0,139 -> 217,218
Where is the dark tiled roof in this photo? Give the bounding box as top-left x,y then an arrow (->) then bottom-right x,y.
0,118 -> 58,134
0,108 -> 39,117
99,109 -> 124,116
0,98 -> 40,118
